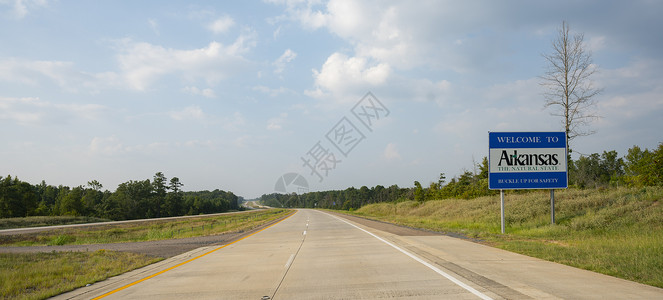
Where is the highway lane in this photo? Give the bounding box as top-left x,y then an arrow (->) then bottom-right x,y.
56,209 -> 663,299
0,211 -> 256,236
274,211 -> 489,299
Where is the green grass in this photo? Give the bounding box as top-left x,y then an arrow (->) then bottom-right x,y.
1,209 -> 291,247
0,250 -> 161,300
345,187 -> 663,288
0,216 -> 111,230
0,209 -> 292,299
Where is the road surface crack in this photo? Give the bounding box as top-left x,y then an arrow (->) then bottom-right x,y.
268,218 -> 308,300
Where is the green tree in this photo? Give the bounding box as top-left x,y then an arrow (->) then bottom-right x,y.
358,186 -> 371,206
87,180 -> 103,191
108,179 -> 153,220
34,181 -> 58,216
151,172 -> 168,217
164,177 -> 184,216
652,143 -> 663,185
0,176 -> 38,217
413,181 -> 424,203
478,157 -> 489,180
600,150 -> 624,186
623,146 -> 653,186
426,182 -> 439,200
438,173 -> 446,188
572,153 -> 602,188
58,187 -> 84,216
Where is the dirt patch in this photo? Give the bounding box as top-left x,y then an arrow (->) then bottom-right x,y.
0,216 -> 287,258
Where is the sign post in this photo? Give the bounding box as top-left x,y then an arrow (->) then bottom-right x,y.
551,189 -> 555,224
500,190 -> 505,234
489,132 -> 568,232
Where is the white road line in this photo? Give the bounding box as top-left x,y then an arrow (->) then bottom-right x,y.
323,211 -> 493,300
285,254 -> 296,269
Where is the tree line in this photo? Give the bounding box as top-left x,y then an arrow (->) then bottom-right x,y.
3,143 -> 660,217
261,143 -> 663,210
570,145 -> 663,188
0,172 -> 240,219
260,184 -> 412,211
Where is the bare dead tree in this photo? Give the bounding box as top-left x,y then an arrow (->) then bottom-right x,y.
541,21 -> 602,152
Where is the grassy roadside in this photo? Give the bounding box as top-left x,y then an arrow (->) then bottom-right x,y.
0,209 -> 292,300
1,209 -> 291,247
0,250 -> 160,300
343,187 -> 663,288
0,216 -> 111,230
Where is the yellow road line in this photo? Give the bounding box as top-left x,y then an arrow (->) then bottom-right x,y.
92,210 -> 296,299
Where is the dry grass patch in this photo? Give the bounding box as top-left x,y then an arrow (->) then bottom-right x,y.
0,250 -> 160,300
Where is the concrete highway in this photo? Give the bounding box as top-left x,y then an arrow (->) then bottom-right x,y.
0,211 -> 255,236
56,209 -> 663,299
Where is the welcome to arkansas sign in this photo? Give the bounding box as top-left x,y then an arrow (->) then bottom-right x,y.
489,132 -> 568,190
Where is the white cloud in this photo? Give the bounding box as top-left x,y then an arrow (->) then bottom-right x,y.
0,96 -> 108,126
483,77 -> 540,105
183,86 -> 216,98
272,25 -> 282,39
208,15 -> 235,34
396,77 -> 452,105
0,32 -> 257,93
268,0 -> 329,29
1,0 -> 49,19
89,135 -> 124,156
233,135 -> 251,147
54,103 -> 108,120
0,96 -> 38,109
89,136 -> 176,156
596,58 -> 662,91
383,142 -> 400,160
0,58 -> 69,85
273,49 -> 297,74
170,106 -> 205,121
221,111 -> 246,131
266,113 -> 288,131
272,0 -> 554,74
592,58 -> 663,127
307,52 -> 391,100
148,18 -> 160,35
116,34 -> 255,91
253,85 -> 292,97
274,0 -> 418,68
0,57 -> 122,92
587,36 -> 606,53
182,139 -> 214,148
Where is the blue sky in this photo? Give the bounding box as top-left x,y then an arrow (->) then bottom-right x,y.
2,0 -> 662,198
